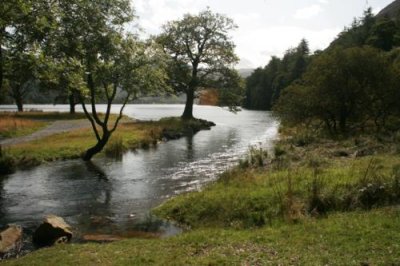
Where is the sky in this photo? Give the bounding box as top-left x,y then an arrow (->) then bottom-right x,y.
130,0 -> 394,69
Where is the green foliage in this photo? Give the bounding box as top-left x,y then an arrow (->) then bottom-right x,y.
156,9 -> 241,118
330,8 -> 377,49
244,39 -> 311,110
274,46 -> 400,134
331,8 -> 400,51
1,0 -> 56,110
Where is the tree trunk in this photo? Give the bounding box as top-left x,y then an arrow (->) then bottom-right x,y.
0,27 -> 4,93
0,40 -> 3,93
182,88 -> 194,120
82,132 -> 110,161
339,114 -> 347,133
16,96 -> 23,112
69,94 -> 76,114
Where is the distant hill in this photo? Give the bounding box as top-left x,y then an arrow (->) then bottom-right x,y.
377,0 -> 400,19
237,68 -> 254,78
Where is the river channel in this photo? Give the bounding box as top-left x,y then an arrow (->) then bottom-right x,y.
0,104 -> 279,238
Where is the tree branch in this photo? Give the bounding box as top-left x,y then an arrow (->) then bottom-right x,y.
110,92 -> 131,133
79,94 -> 101,141
104,83 -> 118,127
87,72 -> 105,127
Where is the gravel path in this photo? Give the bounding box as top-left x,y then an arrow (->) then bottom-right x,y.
0,119 -> 91,146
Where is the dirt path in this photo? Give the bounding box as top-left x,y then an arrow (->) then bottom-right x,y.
0,119 -> 91,147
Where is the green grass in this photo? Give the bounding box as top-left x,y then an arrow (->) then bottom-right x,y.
6,118 -> 203,165
3,207 -> 400,265
154,150 -> 400,229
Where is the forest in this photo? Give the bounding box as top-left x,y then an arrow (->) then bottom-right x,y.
245,9 -> 400,135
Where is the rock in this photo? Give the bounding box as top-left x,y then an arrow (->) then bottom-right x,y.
0,225 -> 23,259
32,215 -> 72,247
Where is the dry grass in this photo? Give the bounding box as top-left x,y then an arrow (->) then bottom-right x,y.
0,115 -> 48,138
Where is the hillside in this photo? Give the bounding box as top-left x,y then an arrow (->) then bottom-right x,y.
237,68 -> 254,78
377,0 -> 400,19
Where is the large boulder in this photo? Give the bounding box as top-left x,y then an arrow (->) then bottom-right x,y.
0,225 -> 23,259
32,215 -> 73,247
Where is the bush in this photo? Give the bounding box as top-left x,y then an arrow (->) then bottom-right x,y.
0,146 -> 15,175
239,146 -> 268,168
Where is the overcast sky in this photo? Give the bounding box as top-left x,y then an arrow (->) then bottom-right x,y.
131,0 -> 394,68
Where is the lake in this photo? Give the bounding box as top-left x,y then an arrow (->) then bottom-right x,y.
0,104 -> 279,238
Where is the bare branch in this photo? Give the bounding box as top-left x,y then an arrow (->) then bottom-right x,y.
79,94 -> 101,142
87,73 -> 105,127
104,83 -> 118,127
110,92 -> 131,133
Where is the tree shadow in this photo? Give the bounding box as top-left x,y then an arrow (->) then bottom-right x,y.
185,135 -> 194,160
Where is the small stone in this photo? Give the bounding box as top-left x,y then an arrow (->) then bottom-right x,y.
0,225 -> 23,258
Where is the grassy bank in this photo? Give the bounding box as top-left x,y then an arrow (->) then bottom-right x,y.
1,115 -> 214,168
3,208 -> 400,265
154,128 -> 400,228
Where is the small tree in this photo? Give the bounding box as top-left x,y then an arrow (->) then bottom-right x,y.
80,37 -> 168,161
157,9 -> 240,119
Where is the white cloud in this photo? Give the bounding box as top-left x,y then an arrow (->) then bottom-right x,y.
134,0 -> 208,35
234,26 -> 341,67
129,0 -> 390,68
294,4 -> 324,20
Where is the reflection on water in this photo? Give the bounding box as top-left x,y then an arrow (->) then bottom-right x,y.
0,105 -> 278,236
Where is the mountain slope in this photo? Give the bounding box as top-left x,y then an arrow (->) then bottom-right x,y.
377,0 -> 400,19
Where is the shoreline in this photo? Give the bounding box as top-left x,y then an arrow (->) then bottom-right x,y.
0,114 -> 216,173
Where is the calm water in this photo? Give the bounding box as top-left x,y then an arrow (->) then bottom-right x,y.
0,104 -> 279,237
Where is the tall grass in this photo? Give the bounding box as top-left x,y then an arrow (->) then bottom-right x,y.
104,136 -> 127,159
154,154 -> 400,229
0,116 -> 47,138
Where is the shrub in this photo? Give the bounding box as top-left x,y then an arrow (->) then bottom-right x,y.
104,137 -> 127,159
0,146 -> 16,175
239,146 -> 268,168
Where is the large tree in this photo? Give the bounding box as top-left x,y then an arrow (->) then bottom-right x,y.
157,9 -> 240,119
40,0 -> 133,114
1,0 -> 55,110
